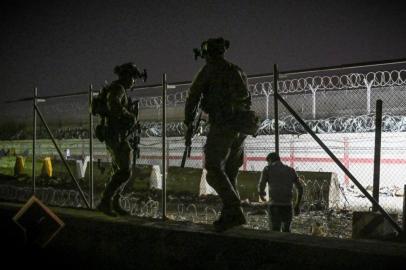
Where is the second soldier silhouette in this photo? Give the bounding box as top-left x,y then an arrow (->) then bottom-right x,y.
185,38 -> 255,232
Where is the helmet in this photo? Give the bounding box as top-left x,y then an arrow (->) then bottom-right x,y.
193,37 -> 230,60
114,62 -> 147,82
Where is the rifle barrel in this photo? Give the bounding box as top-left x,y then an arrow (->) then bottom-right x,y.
180,147 -> 188,168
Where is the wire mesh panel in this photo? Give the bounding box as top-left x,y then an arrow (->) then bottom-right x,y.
0,93 -> 91,209
270,65 -> 406,237
1,64 -> 406,238
277,68 -> 406,208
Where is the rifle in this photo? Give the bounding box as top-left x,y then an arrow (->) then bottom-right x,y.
181,103 -> 203,168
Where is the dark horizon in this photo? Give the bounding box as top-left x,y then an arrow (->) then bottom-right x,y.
1,0 -> 406,103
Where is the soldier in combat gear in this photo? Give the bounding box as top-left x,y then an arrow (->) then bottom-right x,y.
93,62 -> 146,216
185,38 -> 254,232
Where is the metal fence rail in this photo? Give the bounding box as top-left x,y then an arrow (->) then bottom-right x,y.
1,58 -> 406,238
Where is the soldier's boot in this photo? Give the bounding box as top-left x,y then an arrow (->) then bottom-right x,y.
97,197 -> 117,217
213,205 -> 243,226
97,175 -> 124,217
213,206 -> 229,226
112,194 -> 129,216
213,206 -> 247,232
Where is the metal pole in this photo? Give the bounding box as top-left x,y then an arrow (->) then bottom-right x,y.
310,86 -> 318,119
266,94 -> 269,120
403,185 -> 406,231
89,84 -> 94,209
372,100 -> 382,211
34,104 -> 90,208
32,87 -> 37,195
364,79 -> 373,115
166,140 -> 170,171
162,73 -> 167,220
312,92 -> 316,119
273,90 -> 403,234
273,64 -> 279,155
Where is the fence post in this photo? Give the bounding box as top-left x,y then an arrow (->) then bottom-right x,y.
343,137 -> 349,186
243,140 -> 247,171
162,73 -> 167,220
309,85 -> 318,119
32,87 -> 37,195
266,94 -> 270,119
273,64 -> 279,155
262,86 -> 271,120
372,99 -> 382,211
88,84 -> 94,209
364,79 -> 373,114
166,139 -> 170,170
403,185 -> 406,231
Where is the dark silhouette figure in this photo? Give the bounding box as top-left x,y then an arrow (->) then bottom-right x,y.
93,62 -> 146,216
185,38 -> 254,232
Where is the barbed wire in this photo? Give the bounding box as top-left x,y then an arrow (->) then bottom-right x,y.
135,69 -> 406,108
259,114 -> 406,134
2,113 -> 406,140
254,69 -> 406,95
139,114 -> 406,137
0,185 -> 86,207
0,180 -> 401,238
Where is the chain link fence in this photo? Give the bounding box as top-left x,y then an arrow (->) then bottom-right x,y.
1,63 -> 405,238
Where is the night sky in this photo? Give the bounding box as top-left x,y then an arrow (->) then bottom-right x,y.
1,0 -> 406,103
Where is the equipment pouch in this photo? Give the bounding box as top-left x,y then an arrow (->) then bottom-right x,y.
95,124 -> 107,142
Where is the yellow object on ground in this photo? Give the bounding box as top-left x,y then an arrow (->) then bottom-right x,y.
14,156 -> 25,176
9,148 -> 16,156
41,157 -> 53,177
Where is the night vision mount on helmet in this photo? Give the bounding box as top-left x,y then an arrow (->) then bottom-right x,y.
193,37 -> 230,60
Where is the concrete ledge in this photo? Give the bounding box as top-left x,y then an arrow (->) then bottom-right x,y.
1,202 -> 405,270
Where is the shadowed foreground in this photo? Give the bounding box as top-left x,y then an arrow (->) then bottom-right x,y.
0,201 -> 405,270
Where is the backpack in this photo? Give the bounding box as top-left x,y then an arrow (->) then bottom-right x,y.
91,87 -> 110,142
91,87 -> 109,118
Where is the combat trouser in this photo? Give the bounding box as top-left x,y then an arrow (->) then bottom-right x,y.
99,136 -> 132,212
204,123 -> 246,210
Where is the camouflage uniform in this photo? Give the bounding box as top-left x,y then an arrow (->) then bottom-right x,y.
98,81 -> 135,215
185,51 -> 251,231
